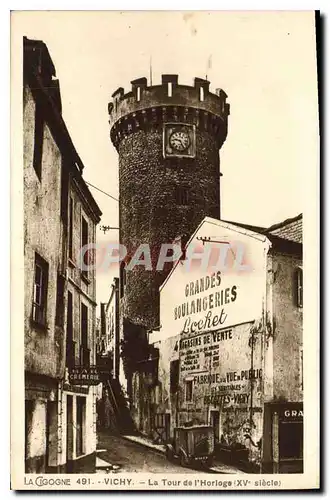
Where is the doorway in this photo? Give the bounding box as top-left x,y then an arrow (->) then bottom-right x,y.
76,396 -> 86,457
210,410 -> 220,444
25,399 -> 34,471
66,395 -> 73,466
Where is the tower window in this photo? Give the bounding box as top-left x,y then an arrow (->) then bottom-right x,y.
176,187 -> 190,206
199,86 -> 204,102
136,87 -> 141,102
167,82 -> 172,97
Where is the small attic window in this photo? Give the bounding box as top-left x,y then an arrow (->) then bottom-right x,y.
136,87 -> 141,102
167,82 -> 173,97
199,86 -> 204,102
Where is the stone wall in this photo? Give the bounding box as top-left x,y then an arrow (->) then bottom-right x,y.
24,85 -> 65,379
118,126 -> 222,329
271,252 -> 303,401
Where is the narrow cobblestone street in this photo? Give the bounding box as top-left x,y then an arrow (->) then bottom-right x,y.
96,432 -> 206,474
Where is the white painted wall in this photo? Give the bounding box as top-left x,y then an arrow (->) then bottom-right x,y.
157,218 -> 270,343
59,389 -> 97,465
26,400 -> 47,460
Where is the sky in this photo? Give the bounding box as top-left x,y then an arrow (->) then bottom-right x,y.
13,10 -> 319,306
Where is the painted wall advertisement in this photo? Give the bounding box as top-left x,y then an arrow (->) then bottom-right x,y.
159,220 -> 269,341
178,321 -> 264,457
156,222 -> 269,459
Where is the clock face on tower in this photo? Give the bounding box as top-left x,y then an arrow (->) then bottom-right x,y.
163,123 -> 196,158
169,130 -> 191,152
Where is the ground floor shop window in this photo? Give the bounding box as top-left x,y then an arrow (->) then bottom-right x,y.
279,421 -> 303,460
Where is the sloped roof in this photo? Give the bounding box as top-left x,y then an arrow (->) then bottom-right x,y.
266,213 -> 303,244
222,219 -> 302,255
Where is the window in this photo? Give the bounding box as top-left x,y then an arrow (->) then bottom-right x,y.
81,216 -> 89,277
80,303 -> 90,366
155,413 -> 166,428
68,197 -> 73,260
199,86 -> 204,102
185,380 -> 193,402
55,274 -> 65,328
167,82 -> 173,97
66,291 -> 74,368
295,267 -> 303,308
81,303 -> 88,348
33,101 -> 44,180
136,86 -> 141,102
176,187 -> 190,206
32,253 -> 49,326
67,291 -> 73,340
279,421 -> 303,459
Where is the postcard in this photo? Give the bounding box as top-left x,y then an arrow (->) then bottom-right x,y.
11,10 -> 320,490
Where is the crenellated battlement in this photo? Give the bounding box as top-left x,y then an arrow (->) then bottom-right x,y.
108,75 -> 230,149
108,75 -> 229,125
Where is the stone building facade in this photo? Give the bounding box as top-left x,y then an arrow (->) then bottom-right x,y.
108,75 -> 230,331
61,159 -> 101,472
24,37 -> 66,474
97,278 -> 121,382
148,216 -> 303,473
24,37 -> 102,473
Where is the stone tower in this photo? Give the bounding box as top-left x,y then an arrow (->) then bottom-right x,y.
108,75 -> 230,330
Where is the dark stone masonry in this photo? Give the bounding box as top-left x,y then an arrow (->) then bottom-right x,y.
109,75 -> 230,329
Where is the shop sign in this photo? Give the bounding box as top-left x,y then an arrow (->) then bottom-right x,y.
277,403 -> 303,421
68,366 -> 100,386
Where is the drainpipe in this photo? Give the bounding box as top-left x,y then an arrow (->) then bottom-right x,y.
250,327 -> 254,431
259,243 -> 269,473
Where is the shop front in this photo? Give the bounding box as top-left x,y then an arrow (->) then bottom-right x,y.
56,367 -> 100,473
25,373 -> 59,473
263,402 -> 303,473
